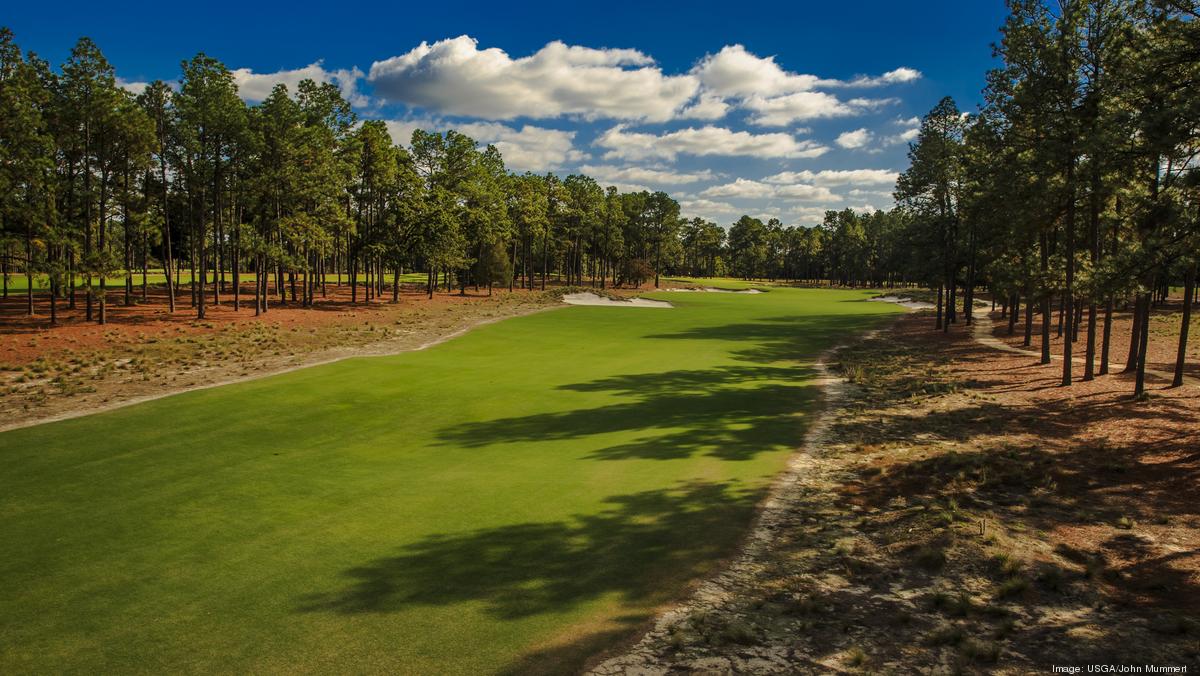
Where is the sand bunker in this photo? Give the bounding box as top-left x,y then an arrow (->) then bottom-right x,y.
562,292 -> 673,308
869,295 -> 936,310
667,287 -> 763,294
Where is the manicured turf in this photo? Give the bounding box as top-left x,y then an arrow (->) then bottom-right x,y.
0,287 -> 899,674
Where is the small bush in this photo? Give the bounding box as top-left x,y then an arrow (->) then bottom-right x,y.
994,576 -> 1030,600
960,638 -> 1001,663
845,646 -> 868,667
915,545 -> 947,570
928,622 -> 966,646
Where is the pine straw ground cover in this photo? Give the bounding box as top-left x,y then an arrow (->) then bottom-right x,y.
592,310 -> 1199,674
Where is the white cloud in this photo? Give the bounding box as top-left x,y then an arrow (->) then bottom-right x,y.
368,36 -> 698,122
457,122 -> 586,171
763,168 -> 898,186
366,38 -> 918,125
883,126 -> 920,146
847,188 -> 896,199
790,206 -> 835,223
742,91 -> 856,126
383,116 -> 437,147
896,116 -> 920,127
691,45 -> 919,97
790,203 -> 880,223
691,45 -> 821,99
831,67 -> 922,88
232,61 -> 368,106
688,45 -> 910,126
596,125 -> 828,161
679,197 -> 739,221
116,77 -> 148,95
700,178 -> 776,199
579,164 -> 716,186
381,117 -> 585,171
678,94 -> 731,120
836,128 -> 873,149
701,178 -> 837,202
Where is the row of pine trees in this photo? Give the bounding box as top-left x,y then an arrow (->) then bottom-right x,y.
0,30 -> 699,322
893,0 -> 1198,397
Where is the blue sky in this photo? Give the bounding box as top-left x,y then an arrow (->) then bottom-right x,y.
6,0 -> 1009,226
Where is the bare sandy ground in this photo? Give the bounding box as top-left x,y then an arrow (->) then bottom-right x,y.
562,292 -> 674,308
868,294 -> 935,310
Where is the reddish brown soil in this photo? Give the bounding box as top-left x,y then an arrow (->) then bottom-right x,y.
989,297 -> 1200,380
1,281 -> 522,365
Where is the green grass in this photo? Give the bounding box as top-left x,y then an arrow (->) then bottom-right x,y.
0,287 -> 898,674
661,276 -> 771,291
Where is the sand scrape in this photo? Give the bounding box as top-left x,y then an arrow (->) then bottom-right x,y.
562,293 -> 674,308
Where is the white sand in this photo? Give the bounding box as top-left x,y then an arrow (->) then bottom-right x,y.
868,295 -> 936,310
562,292 -> 673,308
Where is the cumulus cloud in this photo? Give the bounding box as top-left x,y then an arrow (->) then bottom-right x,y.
678,197 -> 740,223
456,122 -> 587,171
790,203 -> 880,223
741,91 -> 856,126
578,165 -> 716,187
381,117 -> 585,171
116,77 -> 148,95
881,117 -> 922,146
687,45 -> 914,125
701,178 -> 837,202
836,128 -> 873,149
368,36 -> 697,122
691,45 -> 821,99
596,125 -> 828,161
763,168 -> 898,186
231,62 -> 368,106
364,37 -> 917,125
831,67 -> 922,88
678,94 -> 731,120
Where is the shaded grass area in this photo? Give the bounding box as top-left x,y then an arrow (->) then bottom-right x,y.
0,287 -> 898,674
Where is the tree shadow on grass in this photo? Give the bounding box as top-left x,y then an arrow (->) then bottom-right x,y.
437,313 -> 890,462
296,481 -> 765,673
645,313 -> 893,364
437,365 -> 819,461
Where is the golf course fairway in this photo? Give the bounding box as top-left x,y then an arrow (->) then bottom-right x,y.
0,287 -> 899,674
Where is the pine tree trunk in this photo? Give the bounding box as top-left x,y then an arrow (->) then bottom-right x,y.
935,284 -> 944,331
1173,262 -> 1195,387
1024,291 -> 1034,347
1100,297 -> 1113,375
1041,293 -> 1052,365
1134,292 -> 1152,397
1123,298 -> 1141,373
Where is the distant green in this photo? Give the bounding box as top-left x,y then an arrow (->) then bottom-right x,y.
0,287 -> 898,674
